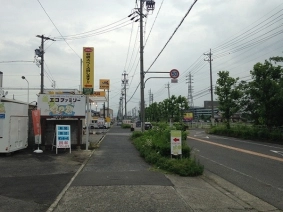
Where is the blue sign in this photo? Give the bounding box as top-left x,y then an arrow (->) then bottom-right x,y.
56,125 -> 71,148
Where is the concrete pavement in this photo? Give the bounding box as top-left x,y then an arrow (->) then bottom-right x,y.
49,126 -> 281,212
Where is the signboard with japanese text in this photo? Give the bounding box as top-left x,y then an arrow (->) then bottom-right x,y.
37,94 -> 86,117
83,47 -> 94,95
32,110 -> 41,144
92,91 -> 106,97
56,125 -> 71,154
99,79 -> 110,90
171,130 -> 182,155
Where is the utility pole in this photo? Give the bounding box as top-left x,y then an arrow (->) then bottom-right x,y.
103,103 -> 105,119
204,49 -> 214,124
148,89 -> 152,105
139,0 -> 145,132
122,71 -> 128,119
36,35 -> 55,94
165,82 -> 170,99
107,89 -> 110,118
137,0 -> 155,131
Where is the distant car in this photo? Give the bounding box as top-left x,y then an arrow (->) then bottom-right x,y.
117,121 -> 122,126
145,122 -> 152,130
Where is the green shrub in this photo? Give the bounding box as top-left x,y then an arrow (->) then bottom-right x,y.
122,123 -> 131,128
209,124 -> 283,143
131,131 -> 143,139
131,123 -> 203,176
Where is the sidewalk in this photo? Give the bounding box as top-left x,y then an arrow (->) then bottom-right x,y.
49,126 -> 280,212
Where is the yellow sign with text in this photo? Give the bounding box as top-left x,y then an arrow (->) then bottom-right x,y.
92,91 -> 105,97
99,79 -> 110,90
83,47 -> 94,95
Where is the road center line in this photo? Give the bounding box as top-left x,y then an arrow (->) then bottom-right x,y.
187,136 -> 283,163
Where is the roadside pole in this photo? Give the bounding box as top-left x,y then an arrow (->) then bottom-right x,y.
86,95 -> 89,150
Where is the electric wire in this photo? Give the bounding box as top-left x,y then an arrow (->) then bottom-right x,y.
144,0 -> 164,47
54,17 -> 129,39
37,0 -> 81,59
123,21 -> 135,72
145,0 -> 198,73
212,8 -> 283,53
55,20 -> 135,41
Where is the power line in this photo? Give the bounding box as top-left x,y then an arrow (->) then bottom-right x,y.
54,20 -> 135,41
145,0 -> 198,73
37,0 -> 81,59
144,0 -> 164,47
54,17 -> 129,39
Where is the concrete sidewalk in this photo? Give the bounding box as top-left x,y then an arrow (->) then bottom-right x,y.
49,126 -> 281,212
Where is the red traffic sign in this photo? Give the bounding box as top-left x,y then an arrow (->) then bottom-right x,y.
170,69 -> 179,79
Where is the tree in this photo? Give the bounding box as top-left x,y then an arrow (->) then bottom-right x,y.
240,57 -> 283,128
144,95 -> 189,123
215,71 -> 242,129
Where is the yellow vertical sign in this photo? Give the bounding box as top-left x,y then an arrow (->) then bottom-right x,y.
83,47 -> 94,95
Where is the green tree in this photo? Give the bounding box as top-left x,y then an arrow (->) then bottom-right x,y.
144,95 -> 189,123
215,71 -> 242,129
240,57 -> 283,128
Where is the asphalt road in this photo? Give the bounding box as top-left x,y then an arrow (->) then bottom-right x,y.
187,129 -> 283,210
0,139 -> 95,212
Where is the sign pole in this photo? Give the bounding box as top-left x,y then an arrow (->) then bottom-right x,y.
86,95 -> 89,150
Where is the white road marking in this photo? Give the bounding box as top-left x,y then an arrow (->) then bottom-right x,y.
270,150 -> 283,157
199,154 -> 283,192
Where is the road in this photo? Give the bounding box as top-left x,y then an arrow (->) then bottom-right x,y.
187,129 -> 283,210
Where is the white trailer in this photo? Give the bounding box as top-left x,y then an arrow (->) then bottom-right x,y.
0,102 -> 28,153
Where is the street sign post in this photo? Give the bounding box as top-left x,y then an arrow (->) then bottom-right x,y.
171,130 -> 182,157
169,69 -> 179,79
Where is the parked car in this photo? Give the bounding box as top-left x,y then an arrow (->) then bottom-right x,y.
130,121 -> 152,131
145,122 -> 152,130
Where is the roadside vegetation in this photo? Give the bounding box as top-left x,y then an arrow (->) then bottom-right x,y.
121,123 -> 131,129
131,122 -> 204,176
209,124 -> 282,143
210,56 -> 283,143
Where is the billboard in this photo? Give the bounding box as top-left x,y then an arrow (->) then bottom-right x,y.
83,47 -> 94,95
99,79 -> 110,90
183,112 -> 193,122
37,94 -> 86,117
92,91 -> 105,97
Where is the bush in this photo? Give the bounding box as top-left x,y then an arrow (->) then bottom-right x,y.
122,123 -> 131,128
131,122 -> 203,176
208,124 -> 283,143
131,131 -> 143,139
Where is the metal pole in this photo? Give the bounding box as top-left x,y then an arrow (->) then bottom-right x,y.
107,89 -> 109,118
80,59 -> 82,93
209,49 -> 214,125
86,95 -> 89,150
40,36 -> 44,94
26,79 -> 29,105
140,0 -> 145,132
124,79 -> 127,119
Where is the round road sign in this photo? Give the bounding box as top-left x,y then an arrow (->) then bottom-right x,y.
170,69 -> 179,79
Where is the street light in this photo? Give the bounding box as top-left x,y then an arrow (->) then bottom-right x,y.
21,76 -> 29,105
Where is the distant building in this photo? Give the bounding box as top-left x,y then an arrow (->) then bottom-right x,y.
204,101 -> 219,109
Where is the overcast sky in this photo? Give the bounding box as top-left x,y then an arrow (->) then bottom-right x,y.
1,0 -> 282,117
